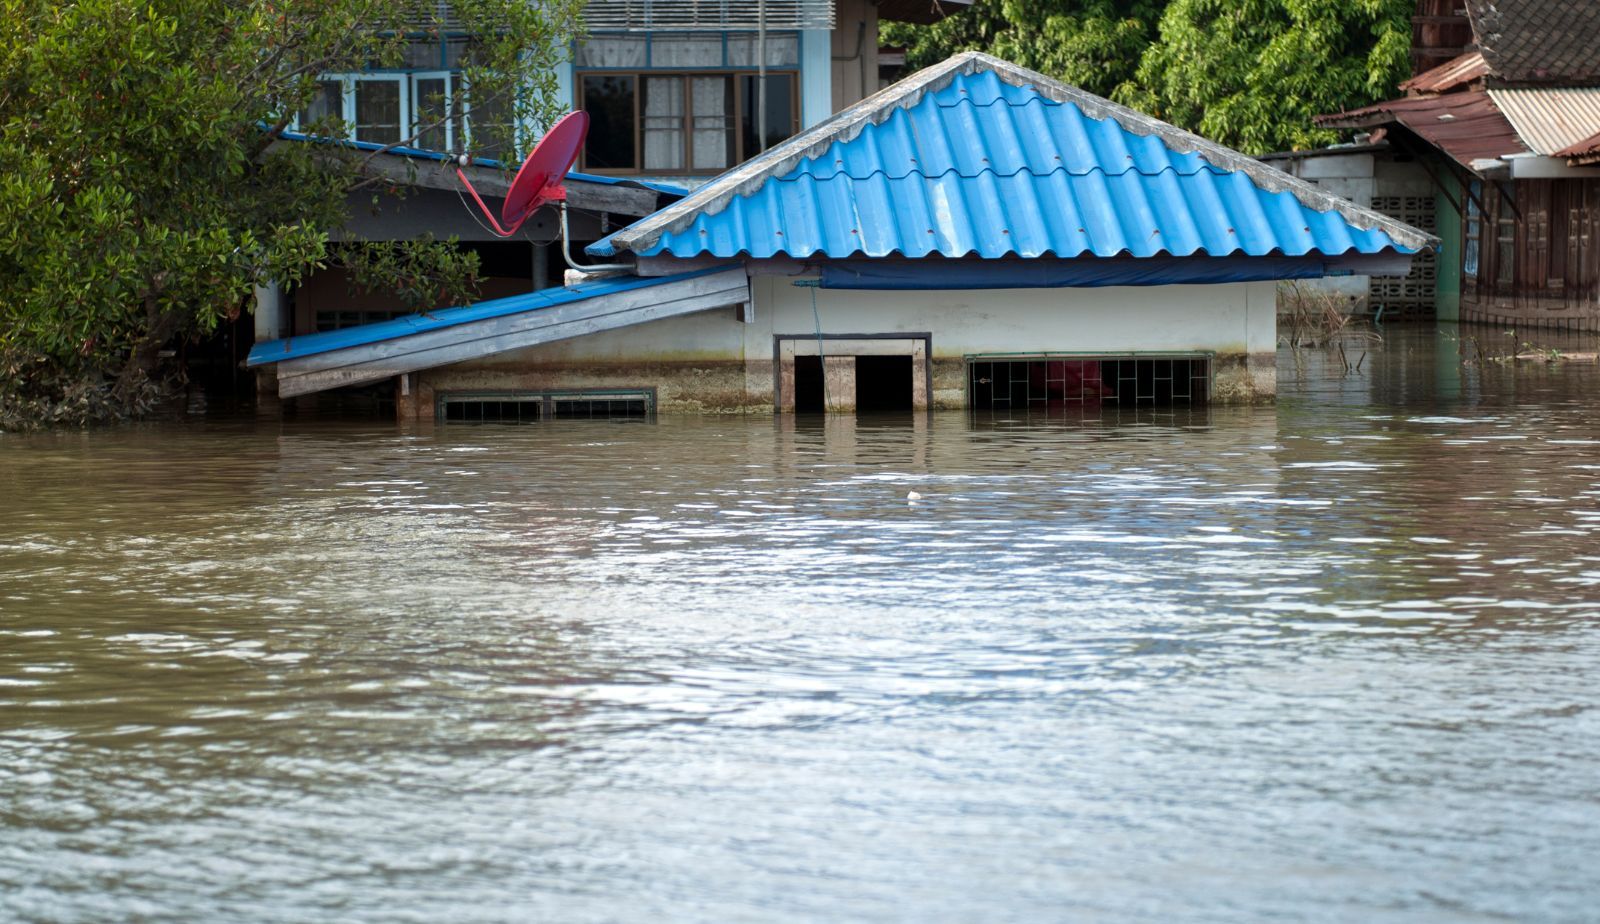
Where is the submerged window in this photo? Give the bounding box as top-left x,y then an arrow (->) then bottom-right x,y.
967,356 -> 1210,409
438,390 -> 654,423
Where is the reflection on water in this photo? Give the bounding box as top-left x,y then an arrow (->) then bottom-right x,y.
3,325 -> 1599,922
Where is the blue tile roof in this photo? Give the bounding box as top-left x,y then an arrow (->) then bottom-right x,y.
590,53 -> 1435,261
246,266 -> 733,367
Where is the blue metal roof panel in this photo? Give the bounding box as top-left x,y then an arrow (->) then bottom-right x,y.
245,266 -> 734,367
591,67 -> 1422,260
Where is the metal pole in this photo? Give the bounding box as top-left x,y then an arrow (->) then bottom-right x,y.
757,0 -> 767,153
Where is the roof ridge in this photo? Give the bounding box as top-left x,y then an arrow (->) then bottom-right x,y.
777,163 -> 1233,182
624,241 -> 1411,263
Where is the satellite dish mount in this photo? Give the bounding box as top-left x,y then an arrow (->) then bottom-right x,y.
454,110 -> 627,273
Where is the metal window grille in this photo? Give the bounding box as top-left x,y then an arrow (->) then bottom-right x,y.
584,0 -> 835,30
967,355 -> 1210,409
442,397 -> 544,423
553,395 -> 651,418
438,390 -> 654,422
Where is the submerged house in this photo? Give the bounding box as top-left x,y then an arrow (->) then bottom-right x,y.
1314,0 -> 1600,330
249,53 -> 1434,417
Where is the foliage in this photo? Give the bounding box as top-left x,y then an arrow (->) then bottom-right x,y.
0,0 -> 581,427
1114,0 -> 1411,154
885,0 -> 1412,155
883,1 -> 1166,100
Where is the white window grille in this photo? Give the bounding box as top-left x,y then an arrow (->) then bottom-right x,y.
583,0 -> 835,31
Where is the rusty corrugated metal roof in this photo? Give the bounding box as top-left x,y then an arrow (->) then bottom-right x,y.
1556,130 -> 1600,166
1317,88 -> 1529,168
1485,87 -> 1600,156
1401,51 -> 1489,94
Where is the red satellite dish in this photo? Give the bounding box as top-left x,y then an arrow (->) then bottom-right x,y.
455,110 -> 589,238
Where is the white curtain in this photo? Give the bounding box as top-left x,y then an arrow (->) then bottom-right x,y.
691,77 -> 731,171
650,33 -> 723,67
643,76 -> 685,171
576,35 -> 647,68
727,32 -> 799,67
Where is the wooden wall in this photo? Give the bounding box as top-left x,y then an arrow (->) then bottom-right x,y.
1461,178 -> 1600,330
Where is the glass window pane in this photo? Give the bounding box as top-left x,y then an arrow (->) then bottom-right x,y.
467,84 -> 515,161
354,79 -> 401,145
402,38 -> 442,69
691,76 -> 733,172
444,38 -> 468,68
582,75 -> 637,170
576,34 -> 647,68
413,76 -> 450,152
643,76 -> 685,171
740,74 -> 795,157
298,79 -> 343,133
651,33 -> 723,67
727,32 -> 799,67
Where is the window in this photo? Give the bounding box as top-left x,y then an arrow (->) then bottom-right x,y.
967,356 -> 1211,409
411,72 -> 459,152
437,390 -> 655,422
1464,180 -> 1481,279
354,77 -> 404,145
298,79 -> 344,131
575,31 -> 800,174
294,36 -> 512,158
1495,184 -> 1517,287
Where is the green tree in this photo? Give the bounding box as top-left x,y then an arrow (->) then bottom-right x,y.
883,1 -> 1167,100
0,0 -> 581,427
1115,0 -> 1411,154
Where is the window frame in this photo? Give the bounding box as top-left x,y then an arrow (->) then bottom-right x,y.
1463,180 -> 1482,286
408,69 -> 459,153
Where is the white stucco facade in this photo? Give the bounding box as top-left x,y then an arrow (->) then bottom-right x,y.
402,279 -> 1278,417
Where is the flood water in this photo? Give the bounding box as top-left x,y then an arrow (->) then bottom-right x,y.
3,325 -> 1599,922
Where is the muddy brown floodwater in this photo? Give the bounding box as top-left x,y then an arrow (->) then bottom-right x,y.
2,325 -> 1599,922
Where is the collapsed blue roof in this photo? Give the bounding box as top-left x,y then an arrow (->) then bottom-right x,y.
246,266 -> 732,367
590,53 -> 1436,262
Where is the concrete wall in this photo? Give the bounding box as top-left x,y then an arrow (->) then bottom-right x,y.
404,278 -> 1277,417
831,0 -> 880,114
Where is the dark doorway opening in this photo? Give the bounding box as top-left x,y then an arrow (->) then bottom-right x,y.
856,355 -> 913,412
794,355 -> 825,413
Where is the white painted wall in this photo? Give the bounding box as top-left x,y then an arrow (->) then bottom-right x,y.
453,277 -> 1276,407
751,278 -> 1276,359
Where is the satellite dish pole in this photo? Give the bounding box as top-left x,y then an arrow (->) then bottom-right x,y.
757,0 -> 768,154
